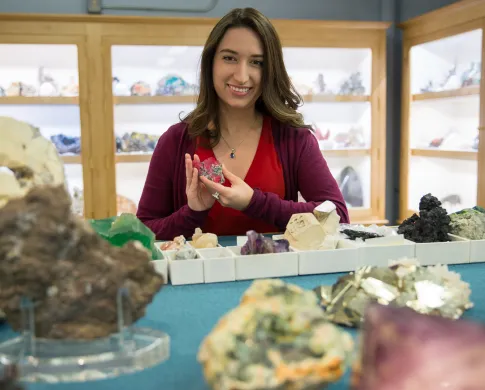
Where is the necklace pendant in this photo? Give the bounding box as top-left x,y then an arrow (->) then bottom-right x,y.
230,149 -> 236,159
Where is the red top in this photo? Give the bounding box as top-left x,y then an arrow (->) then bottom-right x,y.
195,116 -> 286,236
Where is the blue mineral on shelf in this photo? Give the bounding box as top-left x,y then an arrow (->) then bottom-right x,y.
337,166 -> 363,208
50,134 -> 81,155
130,81 -> 151,96
338,72 -> 365,95
398,193 -> 451,243
0,86 -> 5,96
118,132 -> 160,153
155,74 -> 199,96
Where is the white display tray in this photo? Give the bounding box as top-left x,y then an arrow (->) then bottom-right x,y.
151,259 -> 168,283
468,239 -> 485,263
164,250 -> 204,286
228,246 -> 299,280
414,234 -> 470,265
298,240 -> 359,275
357,235 -> 416,267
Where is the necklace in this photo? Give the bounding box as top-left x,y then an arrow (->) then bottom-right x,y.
220,115 -> 261,159
220,134 -> 245,159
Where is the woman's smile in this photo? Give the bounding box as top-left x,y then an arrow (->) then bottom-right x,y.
227,84 -> 252,96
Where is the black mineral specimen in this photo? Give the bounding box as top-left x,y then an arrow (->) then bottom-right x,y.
341,229 -> 383,241
397,193 -> 450,243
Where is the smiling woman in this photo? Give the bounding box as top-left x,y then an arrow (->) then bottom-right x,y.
136,7 -> 349,240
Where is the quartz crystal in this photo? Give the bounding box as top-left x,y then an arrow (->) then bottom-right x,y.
0,185 -> 164,339
198,279 -> 354,390
194,157 -> 225,184
174,243 -> 199,260
0,116 -> 65,208
314,258 -> 473,327
353,304 -> 485,389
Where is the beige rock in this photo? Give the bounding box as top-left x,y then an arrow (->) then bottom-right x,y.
314,200 -> 341,235
191,227 -> 218,248
284,213 -> 328,250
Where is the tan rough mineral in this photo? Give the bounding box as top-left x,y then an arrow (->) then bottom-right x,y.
0,116 -> 65,208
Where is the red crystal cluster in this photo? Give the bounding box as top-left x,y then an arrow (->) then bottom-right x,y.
194,157 -> 225,184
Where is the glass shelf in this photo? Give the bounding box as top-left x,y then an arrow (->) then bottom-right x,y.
0,43 -> 84,214
111,45 -> 202,214
408,29 -> 481,213
0,292 -> 170,383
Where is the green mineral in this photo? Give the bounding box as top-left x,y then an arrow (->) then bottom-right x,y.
89,213 -> 163,259
450,207 -> 485,240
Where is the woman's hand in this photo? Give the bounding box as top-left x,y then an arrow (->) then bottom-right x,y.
200,165 -> 254,211
185,153 -> 216,211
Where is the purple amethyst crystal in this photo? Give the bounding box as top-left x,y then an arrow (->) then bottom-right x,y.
354,304 -> 485,389
240,231 -> 290,255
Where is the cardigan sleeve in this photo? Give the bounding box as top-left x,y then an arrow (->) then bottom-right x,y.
242,128 -> 349,230
136,127 -> 210,240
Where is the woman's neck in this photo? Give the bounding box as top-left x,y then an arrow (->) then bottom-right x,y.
219,106 -> 261,137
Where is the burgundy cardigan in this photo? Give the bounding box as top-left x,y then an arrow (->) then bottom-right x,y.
137,118 -> 349,240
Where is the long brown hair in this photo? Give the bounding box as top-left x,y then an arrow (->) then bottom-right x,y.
182,7 -> 311,146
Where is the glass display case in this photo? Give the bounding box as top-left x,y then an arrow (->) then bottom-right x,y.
284,47 -> 373,210
111,45 -> 202,214
400,5 -> 485,220
0,43 -> 85,214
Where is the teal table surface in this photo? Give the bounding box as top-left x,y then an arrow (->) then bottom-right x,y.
2,236 -> 485,390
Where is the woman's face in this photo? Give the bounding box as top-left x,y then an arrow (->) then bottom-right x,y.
212,27 -> 264,111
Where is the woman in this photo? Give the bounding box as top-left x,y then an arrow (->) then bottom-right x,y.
137,7 -> 349,240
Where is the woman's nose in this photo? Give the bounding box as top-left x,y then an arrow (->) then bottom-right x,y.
233,62 -> 249,84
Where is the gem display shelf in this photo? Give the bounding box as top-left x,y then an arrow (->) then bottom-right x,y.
107,40 -> 385,224
399,3 -> 485,223
152,226 -> 481,286
0,289 -> 170,383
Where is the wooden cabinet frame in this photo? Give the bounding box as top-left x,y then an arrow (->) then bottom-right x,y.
0,14 -> 389,223
399,0 -> 485,222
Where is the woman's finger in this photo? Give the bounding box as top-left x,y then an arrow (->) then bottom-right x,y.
194,153 -> 201,163
185,154 -> 193,190
190,167 -> 199,193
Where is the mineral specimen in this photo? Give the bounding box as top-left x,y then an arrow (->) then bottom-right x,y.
191,227 -> 218,248
89,213 -> 163,260
174,243 -> 199,260
314,258 -> 472,327
353,303 -> 485,390
341,229 -> 382,241
198,279 -> 354,390
450,206 -> 485,240
0,185 -> 164,339
0,117 -> 65,208
159,235 -> 186,251
398,193 -> 451,243
241,230 -> 289,255
194,157 -> 225,184
313,200 -> 341,234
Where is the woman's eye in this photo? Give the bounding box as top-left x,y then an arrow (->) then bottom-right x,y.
252,60 -> 263,67
223,55 -> 236,62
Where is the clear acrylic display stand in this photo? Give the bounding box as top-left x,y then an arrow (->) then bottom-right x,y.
0,288 -> 170,383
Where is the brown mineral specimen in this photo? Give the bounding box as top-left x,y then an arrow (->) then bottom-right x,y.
0,185 -> 164,339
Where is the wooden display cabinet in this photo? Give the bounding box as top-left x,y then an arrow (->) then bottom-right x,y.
399,0 -> 485,222
0,14 -> 389,225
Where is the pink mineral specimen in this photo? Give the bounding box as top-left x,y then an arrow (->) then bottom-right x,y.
354,304 -> 485,390
194,157 -> 225,184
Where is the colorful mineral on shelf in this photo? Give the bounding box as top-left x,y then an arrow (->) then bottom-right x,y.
155,74 -> 198,96
130,81 -> 151,96
398,193 -> 451,243
314,258 -> 472,328
241,230 -> 289,255
352,304 -> 485,390
0,185 -> 164,339
198,279 -> 354,390
449,206 -> 485,240
194,157 -> 225,184
50,134 -> 81,155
